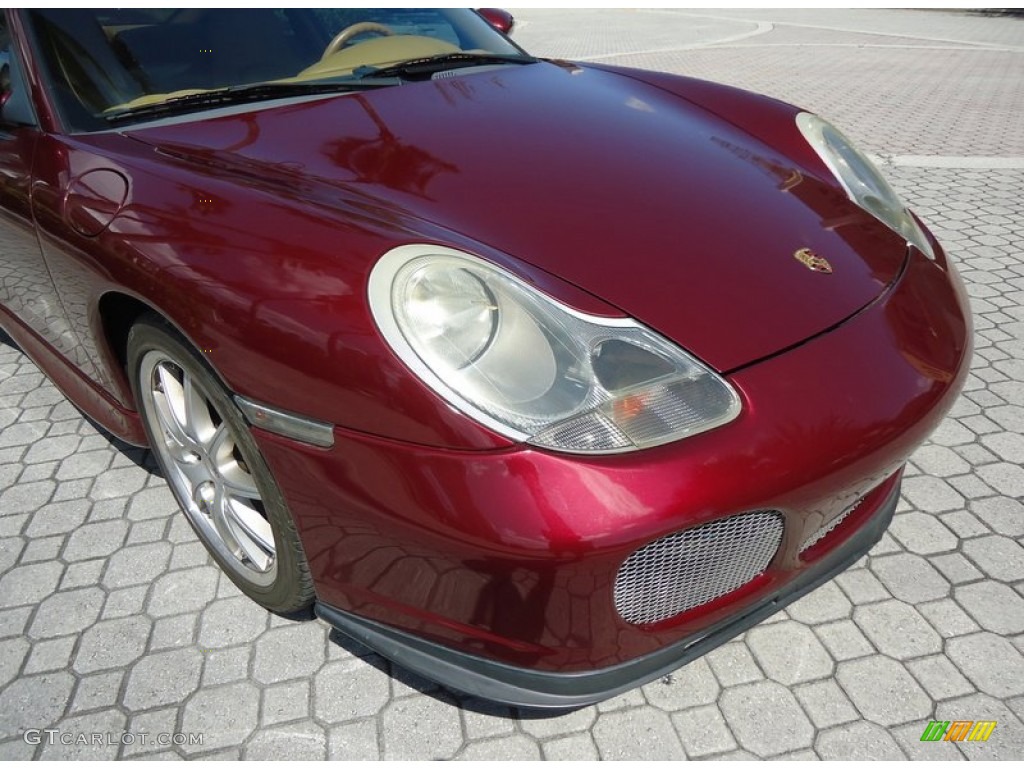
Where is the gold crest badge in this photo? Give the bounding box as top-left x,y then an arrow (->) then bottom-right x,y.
794,247 -> 833,274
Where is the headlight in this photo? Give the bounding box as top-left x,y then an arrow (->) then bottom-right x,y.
796,113 -> 934,259
369,245 -> 741,454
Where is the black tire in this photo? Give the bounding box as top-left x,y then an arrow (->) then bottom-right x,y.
127,314 -> 315,615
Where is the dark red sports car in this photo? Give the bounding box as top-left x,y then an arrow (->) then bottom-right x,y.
0,8 -> 970,707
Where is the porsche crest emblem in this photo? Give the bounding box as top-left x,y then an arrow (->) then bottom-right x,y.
794,247 -> 833,274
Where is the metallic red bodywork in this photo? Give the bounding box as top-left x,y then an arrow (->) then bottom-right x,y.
476,8 -> 515,35
123,64 -> 910,377
0,10 -> 971,690
252,247 -> 969,669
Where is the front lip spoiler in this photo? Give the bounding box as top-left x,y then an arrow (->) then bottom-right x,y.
316,479 -> 899,709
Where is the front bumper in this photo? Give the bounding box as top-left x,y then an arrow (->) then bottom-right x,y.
251,246 -> 970,702
316,476 -> 898,708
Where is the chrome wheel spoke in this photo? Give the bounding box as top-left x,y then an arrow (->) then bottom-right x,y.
205,422 -> 230,456
174,455 -> 211,489
223,475 -> 261,501
153,365 -> 195,451
218,463 -> 261,500
225,496 -> 275,571
209,486 -> 244,557
182,373 -> 216,445
210,427 -> 261,500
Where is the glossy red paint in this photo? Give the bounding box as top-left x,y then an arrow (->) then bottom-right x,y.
253,246 -> 970,670
476,8 -> 515,35
64,168 -> 129,237
126,64 -> 908,376
0,8 -> 972,702
6,56 -> 928,452
0,303 -> 147,444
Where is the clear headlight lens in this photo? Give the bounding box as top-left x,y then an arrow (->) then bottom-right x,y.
400,265 -> 498,369
796,113 -> 934,259
369,245 -> 741,454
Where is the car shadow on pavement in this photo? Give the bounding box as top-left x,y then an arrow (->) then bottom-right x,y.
325,626 -> 582,718
0,327 -> 155,469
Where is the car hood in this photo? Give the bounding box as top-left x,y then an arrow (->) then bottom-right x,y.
125,62 -> 908,372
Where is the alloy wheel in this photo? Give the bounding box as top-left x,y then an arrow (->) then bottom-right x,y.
138,351 -> 277,586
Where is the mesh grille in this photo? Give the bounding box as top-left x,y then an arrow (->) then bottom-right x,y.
800,498 -> 862,554
614,512 -> 784,625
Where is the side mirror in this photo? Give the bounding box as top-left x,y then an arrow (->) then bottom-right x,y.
477,8 -> 515,35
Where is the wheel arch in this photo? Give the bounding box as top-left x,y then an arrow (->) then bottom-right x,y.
97,290 -> 237,407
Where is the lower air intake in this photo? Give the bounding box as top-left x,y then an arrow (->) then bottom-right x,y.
614,511 -> 784,625
800,498 -> 863,554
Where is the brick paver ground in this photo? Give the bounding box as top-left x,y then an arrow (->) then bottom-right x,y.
1,8 -> 1023,760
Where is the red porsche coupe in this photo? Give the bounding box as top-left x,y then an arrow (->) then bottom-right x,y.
0,9 -> 970,706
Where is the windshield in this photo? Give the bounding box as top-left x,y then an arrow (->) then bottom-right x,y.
25,8 -> 527,131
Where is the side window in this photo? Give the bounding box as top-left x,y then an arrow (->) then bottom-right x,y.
0,13 -> 37,127
1,15 -> 11,100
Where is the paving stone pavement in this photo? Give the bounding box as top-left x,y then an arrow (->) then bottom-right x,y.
1,7 -> 1023,761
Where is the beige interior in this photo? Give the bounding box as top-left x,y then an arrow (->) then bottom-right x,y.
297,35 -> 459,80
105,35 -> 461,114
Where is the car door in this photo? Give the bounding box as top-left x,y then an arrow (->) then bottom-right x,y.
0,11 -> 85,366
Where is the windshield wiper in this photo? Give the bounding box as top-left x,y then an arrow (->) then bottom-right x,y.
104,80 -> 394,123
355,52 -> 537,80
